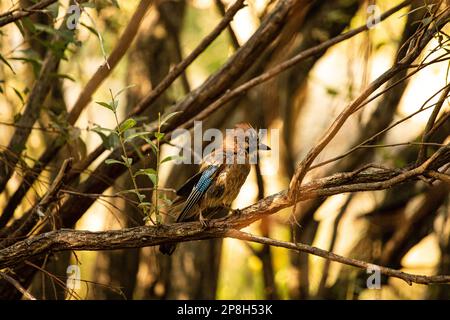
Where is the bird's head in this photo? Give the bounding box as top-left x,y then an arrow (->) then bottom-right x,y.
226,122 -> 271,154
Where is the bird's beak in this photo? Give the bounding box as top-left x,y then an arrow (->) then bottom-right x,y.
258,143 -> 271,151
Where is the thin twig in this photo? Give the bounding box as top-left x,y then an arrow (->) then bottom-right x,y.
0,0 -> 57,27
67,0 -> 154,125
0,271 -> 37,300
416,84 -> 450,164
227,230 -> 450,285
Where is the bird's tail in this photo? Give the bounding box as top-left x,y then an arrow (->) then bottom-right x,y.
159,243 -> 177,255
159,197 -> 185,255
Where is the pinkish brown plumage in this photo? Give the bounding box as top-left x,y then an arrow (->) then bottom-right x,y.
159,123 -> 270,255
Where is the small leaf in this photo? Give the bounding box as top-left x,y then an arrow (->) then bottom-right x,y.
135,168 -> 157,185
141,136 -> 158,154
124,131 -> 152,143
121,155 -> 133,166
421,17 -> 433,27
91,125 -> 118,149
110,0 -> 120,8
119,118 -> 137,133
325,87 -> 339,96
160,111 -> 182,126
56,73 -> 76,82
81,2 -> 96,8
80,22 -> 99,38
12,87 -> 24,104
96,101 -> 115,112
161,198 -> 173,206
46,2 -> 60,18
138,202 -> 152,210
115,84 -> 136,98
135,168 -> 157,176
0,54 -> 16,74
107,133 -> 120,149
105,159 -> 124,166
154,132 -> 164,140
161,155 -> 182,164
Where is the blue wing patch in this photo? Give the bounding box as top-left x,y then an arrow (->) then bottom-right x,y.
177,165 -> 220,222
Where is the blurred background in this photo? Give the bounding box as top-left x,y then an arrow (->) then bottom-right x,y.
0,0 -> 449,299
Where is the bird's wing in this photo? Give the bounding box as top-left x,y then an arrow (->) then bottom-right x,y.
176,170 -> 203,198
176,165 -> 221,222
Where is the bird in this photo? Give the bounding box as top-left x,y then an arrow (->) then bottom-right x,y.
159,122 -> 270,255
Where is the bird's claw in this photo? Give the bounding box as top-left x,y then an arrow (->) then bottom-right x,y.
200,218 -> 209,228
233,208 -> 242,216
199,212 -> 209,229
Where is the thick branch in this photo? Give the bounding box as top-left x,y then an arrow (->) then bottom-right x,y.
1,162 -> 449,270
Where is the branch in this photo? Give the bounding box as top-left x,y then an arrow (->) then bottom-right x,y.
214,0 -> 241,50
67,0 -> 154,125
416,84 -> 450,164
65,0 -> 287,181
0,4 -> 78,194
174,0 -> 412,133
1,162 -> 449,271
288,6 -> 450,196
228,230 -> 450,285
0,158 -> 73,248
0,271 -> 36,300
59,0 -> 411,206
0,0 -> 57,28
127,0 -> 246,120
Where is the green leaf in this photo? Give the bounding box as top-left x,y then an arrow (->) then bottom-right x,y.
34,24 -> 75,43
119,189 -> 146,201
325,87 -> 339,96
56,73 -> 76,82
119,118 -> 137,133
421,16 -> 433,27
121,155 -> 133,166
161,155 -> 182,164
0,54 -> 16,74
135,168 -> 157,185
95,101 -> 116,112
108,133 -> 120,149
135,168 -> 157,176
141,136 -> 158,154
161,197 -> 173,206
124,131 -> 152,143
80,22 -> 99,38
154,132 -> 164,140
46,2 -> 60,18
138,202 -> 152,210
115,84 -> 136,98
11,56 -> 41,77
12,87 -> 24,104
110,0 -> 120,8
91,125 -> 118,149
81,2 -> 96,8
160,111 -> 182,127
105,159 -> 124,166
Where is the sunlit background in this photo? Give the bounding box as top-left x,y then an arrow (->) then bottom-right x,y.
0,0 -> 449,299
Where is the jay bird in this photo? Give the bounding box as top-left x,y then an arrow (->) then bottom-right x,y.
159,122 -> 270,255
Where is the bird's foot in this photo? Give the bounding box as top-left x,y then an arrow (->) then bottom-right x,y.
199,212 -> 210,229
233,208 -> 242,216
223,206 -> 241,216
